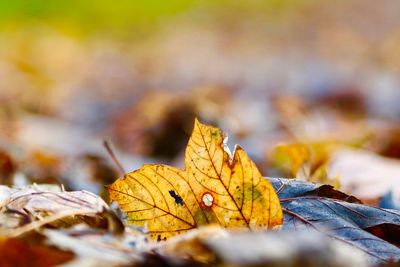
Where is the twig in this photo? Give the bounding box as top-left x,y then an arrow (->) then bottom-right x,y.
103,140 -> 126,175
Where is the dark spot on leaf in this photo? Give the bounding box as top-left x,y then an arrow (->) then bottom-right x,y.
365,223 -> 400,247
169,190 -> 184,206
305,184 -> 362,204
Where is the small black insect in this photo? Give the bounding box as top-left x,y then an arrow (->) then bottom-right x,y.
168,190 -> 184,206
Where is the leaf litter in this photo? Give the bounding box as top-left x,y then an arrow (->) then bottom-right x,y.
0,120 -> 399,266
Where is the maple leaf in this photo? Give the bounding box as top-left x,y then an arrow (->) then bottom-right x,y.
107,119 -> 283,240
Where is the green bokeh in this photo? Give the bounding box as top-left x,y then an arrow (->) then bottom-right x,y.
0,0 -> 311,36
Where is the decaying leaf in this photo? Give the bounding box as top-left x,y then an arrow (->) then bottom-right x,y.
108,119 -> 283,240
269,177 -> 400,264
0,184 -> 110,237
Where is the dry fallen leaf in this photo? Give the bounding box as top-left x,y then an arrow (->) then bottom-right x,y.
270,177 -> 400,264
0,185 -> 109,237
108,119 -> 283,240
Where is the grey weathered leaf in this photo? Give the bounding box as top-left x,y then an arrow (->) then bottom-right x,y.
268,177 -> 400,264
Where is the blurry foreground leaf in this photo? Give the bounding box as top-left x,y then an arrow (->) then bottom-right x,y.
155,225 -> 227,264
44,226 -> 145,266
155,225 -> 369,267
0,184 -> 109,237
108,119 -> 283,240
205,229 -> 368,267
0,233 -> 74,267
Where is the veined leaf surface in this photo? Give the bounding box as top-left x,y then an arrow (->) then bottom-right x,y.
269,177 -> 400,264
107,119 -> 283,240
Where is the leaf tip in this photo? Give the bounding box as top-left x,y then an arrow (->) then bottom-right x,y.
194,117 -> 202,128
233,144 -> 243,152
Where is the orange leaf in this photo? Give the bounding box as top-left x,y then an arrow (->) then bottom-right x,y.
107,119 -> 282,240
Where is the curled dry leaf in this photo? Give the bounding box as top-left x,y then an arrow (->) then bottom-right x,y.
108,119 -> 283,240
0,184 -> 109,237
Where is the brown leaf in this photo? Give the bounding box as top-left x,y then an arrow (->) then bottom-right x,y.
0,234 -> 74,267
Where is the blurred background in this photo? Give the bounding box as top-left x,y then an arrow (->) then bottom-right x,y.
0,0 -> 399,206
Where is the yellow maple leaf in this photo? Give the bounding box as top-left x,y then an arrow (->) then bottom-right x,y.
274,143 -> 311,178
272,143 -> 340,188
107,119 -> 283,240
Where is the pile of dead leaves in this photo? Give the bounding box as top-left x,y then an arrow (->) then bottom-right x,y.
0,120 -> 399,267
